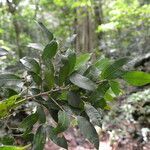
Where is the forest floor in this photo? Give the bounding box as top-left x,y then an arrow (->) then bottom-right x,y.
44,127 -> 150,150
44,86 -> 150,150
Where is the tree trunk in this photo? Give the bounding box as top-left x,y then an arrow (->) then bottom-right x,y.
73,7 -> 78,52
6,0 -> 23,58
13,18 -> 22,58
34,0 -> 40,19
93,0 -> 103,48
73,6 -> 94,53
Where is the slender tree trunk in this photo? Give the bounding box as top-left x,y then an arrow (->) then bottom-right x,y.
93,0 -> 103,48
13,18 -> 22,58
73,7 -> 78,52
73,6 -> 94,53
6,0 -> 22,58
34,0 -> 40,19
87,9 -> 93,52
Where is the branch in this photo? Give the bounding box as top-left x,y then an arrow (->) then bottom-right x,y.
25,86 -> 69,101
50,96 -> 65,111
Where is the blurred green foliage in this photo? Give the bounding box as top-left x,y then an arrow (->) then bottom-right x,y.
0,0 -> 149,61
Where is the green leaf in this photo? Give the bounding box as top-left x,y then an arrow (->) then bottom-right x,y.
90,81 -> 110,104
75,53 -> 91,70
67,91 -> 81,108
0,48 -> 9,57
20,57 -> 41,74
84,65 -> 100,81
95,58 -> 110,71
70,73 -> 96,91
109,80 -> 121,96
77,116 -> 99,149
28,71 -> 42,85
98,98 -> 107,109
109,69 -> 126,79
44,59 -> 54,72
37,106 -> 46,124
33,125 -> 46,150
0,145 -> 25,150
0,95 -> 25,119
43,59 -> 54,89
27,43 -> 44,51
66,50 -> 76,74
53,111 -> 69,134
0,74 -> 21,86
85,103 -> 102,127
3,88 -> 18,97
58,56 -> 70,86
37,21 -> 54,41
104,88 -> 116,101
22,133 -> 34,142
48,126 -> 67,149
20,113 -> 38,134
123,71 -> 150,86
47,109 -> 59,123
43,69 -> 54,89
59,91 -> 67,101
42,40 -> 58,60
0,136 -> 15,145
101,57 -> 128,79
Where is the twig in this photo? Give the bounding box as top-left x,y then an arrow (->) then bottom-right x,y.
25,87 -> 69,100
49,96 -> 65,111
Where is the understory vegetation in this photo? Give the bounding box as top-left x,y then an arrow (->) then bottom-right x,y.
0,0 -> 150,150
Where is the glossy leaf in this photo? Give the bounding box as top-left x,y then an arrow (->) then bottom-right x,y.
20,113 -> 38,134
66,50 -> 76,74
75,53 -> 91,70
108,69 -> 126,79
97,98 -> 107,109
27,43 -> 44,51
104,88 -> 116,101
0,74 -> 21,86
0,95 -> 25,119
77,116 -> 99,149
85,103 -> 102,127
43,69 -> 54,89
43,59 -> 55,89
37,21 -> 54,41
33,125 -> 46,150
58,56 -> 70,85
123,71 -> 150,86
42,40 -> 58,60
84,65 -> 100,81
90,81 -> 110,103
37,106 -> 46,124
3,88 -> 18,97
43,59 -> 54,72
101,57 -> 128,79
20,57 -> 41,74
0,48 -> 9,57
67,91 -> 81,108
28,71 -> 42,85
109,80 -> 121,96
70,73 -> 96,91
95,58 -> 110,71
48,126 -> 67,149
53,111 -> 69,134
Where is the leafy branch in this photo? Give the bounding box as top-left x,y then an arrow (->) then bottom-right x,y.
0,22 -> 150,150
